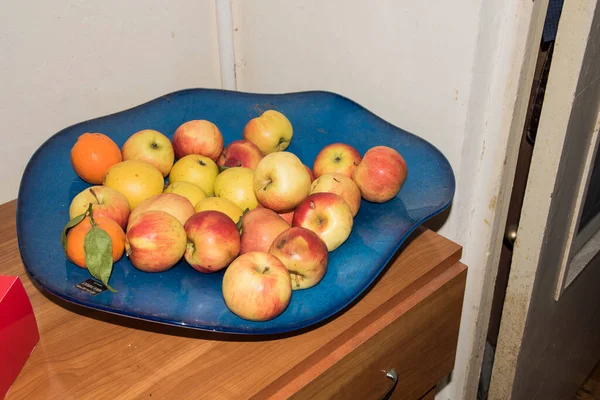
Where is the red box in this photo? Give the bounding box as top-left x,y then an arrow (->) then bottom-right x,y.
0,276 -> 39,399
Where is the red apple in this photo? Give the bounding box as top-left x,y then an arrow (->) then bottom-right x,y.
292,192 -> 353,252
222,252 -> 292,321
128,193 -> 195,228
69,186 -> 130,230
240,207 -> 290,254
217,139 -> 263,170
184,211 -> 240,273
269,227 -> 328,290
304,164 -> 315,183
172,120 -> 224,161
313,143 -> 362,178
352,146 -> 408,203
257,203 -> 295,225
310,173 -> 362,216
242,110 -> 293,155
125,210 -> 187,272
121,129 -> 175,177
253,152 -> 311,212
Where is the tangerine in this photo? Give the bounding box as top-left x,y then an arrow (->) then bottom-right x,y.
71,133 -> 123,184
66,216 -> 126,268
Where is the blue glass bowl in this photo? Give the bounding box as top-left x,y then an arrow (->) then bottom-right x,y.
16,89 -> 454,335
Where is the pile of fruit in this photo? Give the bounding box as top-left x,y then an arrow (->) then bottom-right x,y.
62,109 -> 408,322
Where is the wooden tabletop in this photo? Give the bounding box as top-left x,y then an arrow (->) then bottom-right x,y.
0,200 -> 464,400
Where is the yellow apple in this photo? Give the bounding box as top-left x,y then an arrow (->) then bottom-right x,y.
168,155 -> 219,197
194,197 -> 244,224
103,160 -> 165,210
163,181 -> 207,208
121,129 -> 174,177
214,167 -> 258,211
242,110 -> 293,154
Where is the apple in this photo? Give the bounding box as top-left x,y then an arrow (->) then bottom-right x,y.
253,152 -> 311,212
184,211 -> 240,273
240,207 -> 290,254
128,193 -> 195,228
278,209 -> 295,225
69,186 -> 130,229
269,227 -> 328,290
163,181 -> 207,208
222,252 -> 292,321
352,146 -> 408,203
125,210 -> 187,272
217,139 -> 263,170
242,110 -> 293,154
313,143 -> 362,178
310,173 -> 362,216
195,197 -> 244,224
168,154 -> 219,197
214,167 -> 258,211
121,129 -> 174,177
292,192 -> 353,252
172,120 -> 224,161
304,164 -> 315,183
103,160 -> 165,210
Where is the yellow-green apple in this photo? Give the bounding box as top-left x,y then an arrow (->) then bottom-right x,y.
313,143 -> 362,178
128,193 -> 195,228
184,211 -> 240,273
163,181 -> 207,208
217,139 -> 263,170
310,173 -> 361,216
214,167 -> 258,211
172,120 -> 224,161
168,154 -> 219,197
69,186 -> 130,229
222,252 -> 292,321
195,197 -> 244,224
121,129 -> 174,177
253,152 -> 311,212
242,110 -> 293,154
292,192 -> 353,252
269,227 -> 328,290
240,207 -> 290,254
125,210 -> 187,272
304,164 -> 315,183
352,146 -> 408,203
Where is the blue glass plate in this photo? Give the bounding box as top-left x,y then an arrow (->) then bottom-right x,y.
16,89 -> 455,335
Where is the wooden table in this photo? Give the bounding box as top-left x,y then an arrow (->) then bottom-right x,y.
1,200 -> 467,400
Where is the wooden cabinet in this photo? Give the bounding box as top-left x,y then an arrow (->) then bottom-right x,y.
0,200 -> 466,400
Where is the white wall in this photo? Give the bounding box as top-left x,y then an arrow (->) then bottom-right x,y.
0,0 -> 221,204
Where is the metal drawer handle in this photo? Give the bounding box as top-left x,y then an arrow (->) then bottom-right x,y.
380,368 -> 398,400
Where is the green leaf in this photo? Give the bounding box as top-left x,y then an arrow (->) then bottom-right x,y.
84,226 -> 117,292
61,212 -> 87,253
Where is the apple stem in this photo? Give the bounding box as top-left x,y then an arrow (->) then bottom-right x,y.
89,188 -> 100,204
151,142 -> 159,149
263,266 -> 270,274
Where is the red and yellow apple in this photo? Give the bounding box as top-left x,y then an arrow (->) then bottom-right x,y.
69,186 -> 130,229
222,251 -> 292,321
214,167 -> 258,211
242,110 -> 293,154
128,193 -> 195,228
313,143 -> 362,178
168,154 -> 219,197
125,210 -> 187,272
184,211 -> 240,273
217,139 -> 263,170
253,152 -> 311,212
292,192 -> 353,252
240,207 -> 290,254
269,227 -> 328,290
172,120 -> 224,161
310,173 -> 361,216
352,146 -> 408,203
121,129 -> 174,177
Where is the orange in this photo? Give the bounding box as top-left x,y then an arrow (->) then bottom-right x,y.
71,133 -> 123,184
66,216 -> 126,268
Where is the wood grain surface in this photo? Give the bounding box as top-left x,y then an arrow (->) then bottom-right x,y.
0,200 -> 464,400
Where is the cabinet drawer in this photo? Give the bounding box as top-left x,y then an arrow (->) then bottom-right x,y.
290,262 -> 466,400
